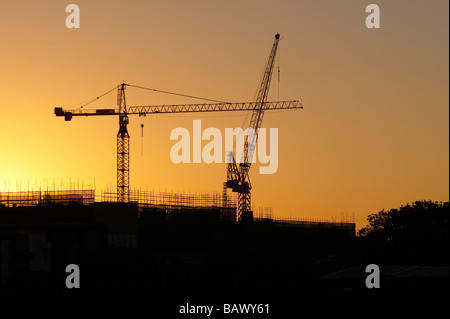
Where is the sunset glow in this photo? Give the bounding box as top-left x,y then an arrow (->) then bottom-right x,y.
0,0 -> 448,230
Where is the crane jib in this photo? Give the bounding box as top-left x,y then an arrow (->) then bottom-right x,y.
54,101 -> 301,121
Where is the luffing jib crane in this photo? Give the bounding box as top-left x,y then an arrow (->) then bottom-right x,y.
54,34 -> 302,206
226,33 -> 286,221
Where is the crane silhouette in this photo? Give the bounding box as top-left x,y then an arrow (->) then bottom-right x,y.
55,34 -> 302,205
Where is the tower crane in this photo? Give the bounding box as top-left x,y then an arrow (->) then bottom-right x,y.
54,35 -> 302,204
226,33 -> 288,221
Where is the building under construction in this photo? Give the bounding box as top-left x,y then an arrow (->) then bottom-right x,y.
0,187 -> 355,297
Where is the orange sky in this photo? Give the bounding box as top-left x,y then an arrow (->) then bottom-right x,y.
0,0 -> 448,230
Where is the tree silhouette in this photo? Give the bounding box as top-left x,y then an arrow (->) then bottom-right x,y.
358,200 -> 449,265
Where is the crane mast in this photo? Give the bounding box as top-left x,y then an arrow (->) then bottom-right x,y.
117,83 -> 130,202
227,34 -> 281,221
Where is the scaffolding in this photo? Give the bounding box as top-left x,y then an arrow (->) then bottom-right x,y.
0,186 -> 354,227
0,189 -> 95,207
253,214 -> 355,231
0,185 -> 236,211
99,188 -> 236,210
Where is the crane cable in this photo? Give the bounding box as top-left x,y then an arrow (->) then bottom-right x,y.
71,86 -> 118,110
140,115 -> 145,156
277,42 -> 281,100
126,84 -> 229,104
71,83 -> 229,110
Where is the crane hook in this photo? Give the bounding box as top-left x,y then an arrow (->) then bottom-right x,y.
140,118 -> 145,156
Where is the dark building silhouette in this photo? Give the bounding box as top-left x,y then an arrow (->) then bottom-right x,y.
0,189 -> 355,297
2,189 -> 447,302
